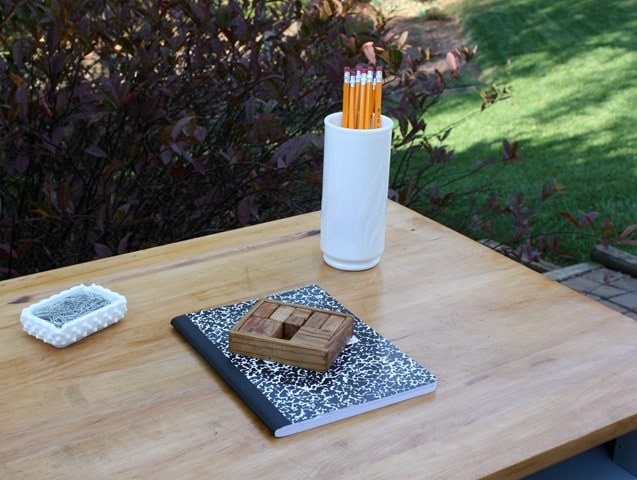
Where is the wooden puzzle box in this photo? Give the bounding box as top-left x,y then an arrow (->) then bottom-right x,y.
228,298 -> 353,371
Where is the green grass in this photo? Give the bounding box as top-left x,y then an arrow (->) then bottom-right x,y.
421,0 -> 637,263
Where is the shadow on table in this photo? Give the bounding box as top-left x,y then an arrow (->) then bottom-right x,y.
525,432 -> 637,480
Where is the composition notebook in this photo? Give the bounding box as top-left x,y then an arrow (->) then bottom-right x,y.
170,284 -> 437,437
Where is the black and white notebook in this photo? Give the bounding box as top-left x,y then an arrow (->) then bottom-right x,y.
171,284 -> 437,437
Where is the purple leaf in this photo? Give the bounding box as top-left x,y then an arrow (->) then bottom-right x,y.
85,146 -> 108,158
171,116 -> 194,141
237,195 -> 258,225
271,134 -> 320,168
94,243 -> 112,259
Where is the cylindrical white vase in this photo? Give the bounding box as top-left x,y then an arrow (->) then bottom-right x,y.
320,112 -> 393,271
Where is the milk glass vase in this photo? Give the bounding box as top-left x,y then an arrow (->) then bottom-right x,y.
320,112 -> 393,271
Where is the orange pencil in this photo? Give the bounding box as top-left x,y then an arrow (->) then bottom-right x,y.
370,68 -> 377,128
348,69 -> 357,129
357,67 -> 367,129
353,66 -> 362,129
342,67 -> 350,128
374,66 -> 383,128
364,67 -> 373,129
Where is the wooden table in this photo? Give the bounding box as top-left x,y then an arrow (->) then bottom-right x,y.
2,202 -> 636,479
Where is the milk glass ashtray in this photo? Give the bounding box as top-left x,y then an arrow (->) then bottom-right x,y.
20,284 -> 127,347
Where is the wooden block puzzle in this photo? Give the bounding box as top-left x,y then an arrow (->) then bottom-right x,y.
228,299 -> 354,371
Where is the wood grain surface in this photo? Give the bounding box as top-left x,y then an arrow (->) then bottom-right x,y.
2,201 -> 636,479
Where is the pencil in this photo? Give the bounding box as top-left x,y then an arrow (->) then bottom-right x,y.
374,66 -> 383,128
348,68 -> 356,129
342,67 -> 350,128
364,67 -> 373,129
353,66 -> 362,129
357,67 -> 367,129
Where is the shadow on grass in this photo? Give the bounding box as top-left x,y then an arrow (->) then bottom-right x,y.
418,0 -> 637,261
425,121 -> 637,262
458,0 -> 637,69
457,0 -> 637,126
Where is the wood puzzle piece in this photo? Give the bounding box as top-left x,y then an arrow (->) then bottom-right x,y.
228,299 -> 354,371
283,310 -> 310,338
240,315 -> 283,338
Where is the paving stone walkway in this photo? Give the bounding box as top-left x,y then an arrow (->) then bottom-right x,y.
545,262 -> 637,321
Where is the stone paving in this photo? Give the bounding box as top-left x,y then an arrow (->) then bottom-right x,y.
545,262 -> 637,321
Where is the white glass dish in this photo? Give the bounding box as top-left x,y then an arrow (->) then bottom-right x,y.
20,284 -> 127,347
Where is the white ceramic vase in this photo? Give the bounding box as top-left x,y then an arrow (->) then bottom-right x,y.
320,112 -> 393,271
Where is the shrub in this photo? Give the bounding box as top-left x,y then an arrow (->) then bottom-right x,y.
0,0 -> 359,276
0,0 -> 481,278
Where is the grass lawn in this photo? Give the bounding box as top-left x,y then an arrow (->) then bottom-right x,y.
421,0 -> 637,263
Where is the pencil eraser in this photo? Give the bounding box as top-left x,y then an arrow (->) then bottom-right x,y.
20,284 -> 127,348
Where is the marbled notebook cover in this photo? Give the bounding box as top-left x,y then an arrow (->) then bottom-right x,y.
171,284 -> 437,437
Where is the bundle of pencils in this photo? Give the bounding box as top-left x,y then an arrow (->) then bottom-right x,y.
341,65 -> 383,129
